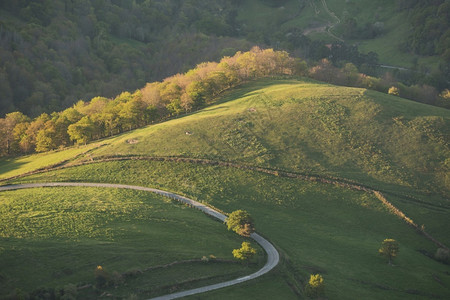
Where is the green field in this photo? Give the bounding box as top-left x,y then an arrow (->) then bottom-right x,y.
0,186 -> 262,298
1,79 -> 449,299
0,144 -> 101,180
6,79 -> 450,199
86,79 -> 449,199
6,160 -> 450,299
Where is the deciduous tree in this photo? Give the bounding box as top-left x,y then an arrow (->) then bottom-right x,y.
379,238 -> 399,265
1,112 -> 30,155
226,210 -> 255,237
67,116 -> 95,145
19,113 -> 51,153
305,274 -> 325,298
35,120 -> 57,152
232,242 -> 256,262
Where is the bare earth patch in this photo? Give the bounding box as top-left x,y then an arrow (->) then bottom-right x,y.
126,139 -> 139,144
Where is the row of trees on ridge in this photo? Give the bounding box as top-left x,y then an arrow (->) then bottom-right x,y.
0,47 -> 304,156
1,46 -> 448,158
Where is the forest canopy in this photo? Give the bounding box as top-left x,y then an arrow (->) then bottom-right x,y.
0,0 -> 252,116
0,0 -> 448,117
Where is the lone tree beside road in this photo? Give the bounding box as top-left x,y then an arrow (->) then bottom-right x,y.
226,210 -> 255,237
379,239 -> 399,265
232,242 -> 257,262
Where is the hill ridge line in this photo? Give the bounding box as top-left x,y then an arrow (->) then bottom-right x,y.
0,182 -> 280,300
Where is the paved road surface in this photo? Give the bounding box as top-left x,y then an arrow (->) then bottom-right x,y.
0,182 -> 280,299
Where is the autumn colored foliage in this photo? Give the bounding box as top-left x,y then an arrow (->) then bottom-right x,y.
0,47 -> 303,156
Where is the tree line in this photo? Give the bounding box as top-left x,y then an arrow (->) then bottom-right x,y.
2,44 -> 449,158
2,45 -> 449,158
0,47 -> 304,157
308,58 -> 450,107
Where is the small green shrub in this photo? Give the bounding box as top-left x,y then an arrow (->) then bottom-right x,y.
305,274 -> 325,298
435,248 -> 450,264
388,86 -> 400,96
94,265 -> 109,288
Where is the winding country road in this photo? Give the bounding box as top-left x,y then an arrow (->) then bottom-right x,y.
0,182 -> 280,299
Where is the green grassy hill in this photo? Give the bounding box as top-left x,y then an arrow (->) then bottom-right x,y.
1,79 -> 449,299
90,79 -> 449,198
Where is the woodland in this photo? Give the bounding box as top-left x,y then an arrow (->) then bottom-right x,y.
0,0 -> 449,117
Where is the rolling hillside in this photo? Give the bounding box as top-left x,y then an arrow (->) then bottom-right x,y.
89,79 -> 449,198
0,79 -> 450,299
1,79 -> 449,299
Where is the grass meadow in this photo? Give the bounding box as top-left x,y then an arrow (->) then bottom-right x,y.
0,186 -> 262,299
3,79 -> 448,200
88,79 -> 449,199
0,144 -> 101,180
6,160 -> 450,299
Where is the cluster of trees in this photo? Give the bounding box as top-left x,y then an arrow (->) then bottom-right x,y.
309,59 -> 450,108
228,210 -> 257,262
395,0 -> 450,93
0,93 -> 157,156
142,47 -> 303,116
341,17 -> 384,40
0,47 -> 303,157
401,0 -> 450,60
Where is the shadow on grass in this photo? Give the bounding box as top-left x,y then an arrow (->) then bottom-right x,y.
0,158 -> 28,178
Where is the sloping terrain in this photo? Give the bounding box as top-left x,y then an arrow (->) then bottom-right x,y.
90,79 -> 449,198
1,79 -> 449,299
5,160 -> 450,299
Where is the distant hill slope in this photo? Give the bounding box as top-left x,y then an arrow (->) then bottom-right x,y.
90,79 -> 449,199
1,0 -> 447,117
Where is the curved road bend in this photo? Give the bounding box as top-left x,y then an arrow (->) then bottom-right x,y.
0,182 -> 280,299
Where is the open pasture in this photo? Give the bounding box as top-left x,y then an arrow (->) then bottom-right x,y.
7,160 -> 450,299
0,186 -> 261,299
